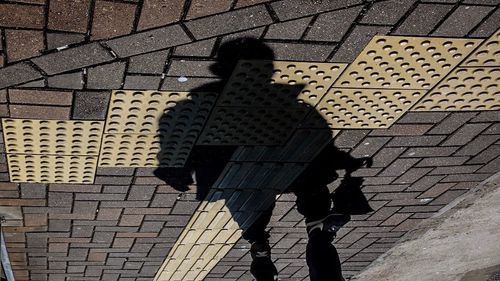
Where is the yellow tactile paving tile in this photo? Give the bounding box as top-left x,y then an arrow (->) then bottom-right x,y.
2,119 -> 104,155
198,60 -> 344,145
197,106 -> 309,145
98,133 -> 194,167
412,67 -> 500,111
462,29 -> 500,67
335,36 -> 482,89
303,88 -> 425,128
218,60 -> 347,107
104,90 -> 216,134
7,154 -> 97,183
100,90 -> 216,167
98,134 -> 160,167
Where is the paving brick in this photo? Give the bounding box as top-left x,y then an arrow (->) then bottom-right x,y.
47,71 -> 84,89
186,0 -> 232,19
361,0 -> 416,24
96,167 -> 135,176
393,3 -> 453,35
441,173 -> 491,182
0,62 -> 43,89
429,165 -> 482,175
150,193 -> 177,208
167,59 -> 216,77
305,6 -> 362,42
161,77 -> 220,91
417,156 -> 469,167
15,79 -> 46,88
174,38 -> 217,57
362,184 -> 408,193
49,184 -> 102,193
48,192 -> 72,208
49,220 -> 71,232
185,5 -> 273,40
265,17 -> 313,40
271,0 -> 361,20
9,104 -> 71,120
387,136 -> 445,147
433,5 -> 495,36
331,25 -> 391,63
73,201 -> 99,216
127,185 -> 156,201
123,75 -> 162,90
87,62 -> 126,89
94,176 -> 133,185
24,213 -> 47,227
91,1 -> 136,40
477,156 -> 500,174
402,146 -> 458,158
427,112 -> 478,135
33,43 -> 114,75
112,237 -> 136,248
105,25 -> 191,57
129,50 -> 169,74
429,189 -> 466,205
380,213 -> 412,226
351,137 -> 391,158
370,124 -> 433,136
75,193 -> 126,201
484,124 -> 500,135
441,123 -> 490,146
48,0 -> 91,33
397,112 -> 449,124
72,225 -> 94,238
102,185 -> 130,194
0,3 -> 45,28
467,145 -> 500,164
455,135 -> 500,156
263,41 -> 335,61
96,208 -> 122,221
393,167 -> 432,184
171,201 -> 200,215
391,218 -> 423,232
418,182 -> 455,198
72,91 -> 111,120
49,243 -> 68,253
46,32 -> 86,50
471,111 -> 500,123
471,8 -> 500,37
20,184 -> 46,199
5,30 -> 44,62
137,0 -> 185,30
8,89 -> 73,106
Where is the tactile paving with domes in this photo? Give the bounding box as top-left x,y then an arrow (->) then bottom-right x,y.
197,107 -> 308,145
198,60 -> 345,145
100,90 -> 216,167
1,119 -> 104,184
412,67 -> 500,111
2,119 -> 104,155
7,154 -> 98,184
335,36 -> 482,89
303,88 -> 425,128
217,60 -> 347,107
462,29 -> 500,67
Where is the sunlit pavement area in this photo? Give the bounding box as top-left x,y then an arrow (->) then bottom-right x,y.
0,0 -> 499,280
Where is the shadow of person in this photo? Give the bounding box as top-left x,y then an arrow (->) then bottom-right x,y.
153,37 -> 372,281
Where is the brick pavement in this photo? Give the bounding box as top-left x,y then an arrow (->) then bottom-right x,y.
0,0 -> 499,281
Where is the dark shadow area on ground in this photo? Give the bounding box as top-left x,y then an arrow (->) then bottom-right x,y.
153,37 -> 373,281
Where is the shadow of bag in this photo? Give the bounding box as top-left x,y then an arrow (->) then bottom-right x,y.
331,176 -> 373,215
